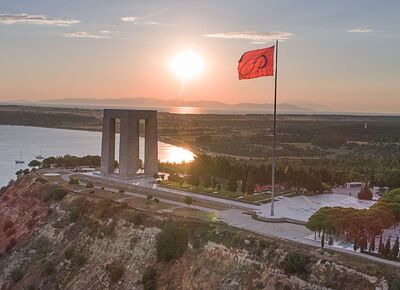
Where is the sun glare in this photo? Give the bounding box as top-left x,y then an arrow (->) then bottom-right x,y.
170,50 -> 205,81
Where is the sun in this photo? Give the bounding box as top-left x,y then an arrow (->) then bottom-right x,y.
170,50 -> 205,81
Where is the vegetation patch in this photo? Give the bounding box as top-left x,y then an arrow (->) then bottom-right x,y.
156,222 -> 188,262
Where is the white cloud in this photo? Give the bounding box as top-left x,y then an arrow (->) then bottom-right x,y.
121,16 -> 160,25
0,13 -> 79,26
204,31 -> 293,43
64,31 -> 110,39
347,27 -> 372,33
100,30 -> 111,34
121,16 -> 138,23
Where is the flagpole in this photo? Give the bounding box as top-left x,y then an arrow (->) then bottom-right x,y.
270,39 -> 278,216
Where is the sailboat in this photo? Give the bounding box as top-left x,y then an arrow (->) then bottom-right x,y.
15,151 -> 25,164
36,149 -> 44,160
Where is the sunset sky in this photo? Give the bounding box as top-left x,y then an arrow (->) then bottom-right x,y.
0,0 -> 399,113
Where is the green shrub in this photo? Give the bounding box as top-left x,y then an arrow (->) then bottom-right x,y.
86,181 -> 94,188
94,199 -> 113,219
106,262 -> 124,283
74,254 -> 87,267
64,247 -> 74,260
156,222 -> 188,262
131,213 -> 144,226
282,251 -> 310,277
69,207 -> 81,222
52,188 -> 67,201
154,198 -> 160,203
42,261 -> 55,276
142,266 -> 157,290
147,195 -> 153,200
10,267 -> 23,283
391,277 -> 400,290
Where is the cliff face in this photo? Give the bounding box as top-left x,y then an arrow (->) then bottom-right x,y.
0,175 -> 397,290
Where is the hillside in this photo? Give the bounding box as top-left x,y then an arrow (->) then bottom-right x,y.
0,174 -> 399,289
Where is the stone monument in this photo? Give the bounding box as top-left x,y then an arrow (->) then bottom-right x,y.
100,109 -> 158,178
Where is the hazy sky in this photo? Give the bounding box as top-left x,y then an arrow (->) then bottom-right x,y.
1,0 -> 399,113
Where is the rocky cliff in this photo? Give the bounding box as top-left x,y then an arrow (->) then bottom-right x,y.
0,175 -> 398,290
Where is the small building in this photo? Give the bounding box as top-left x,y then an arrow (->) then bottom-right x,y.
345,182 -> 363,188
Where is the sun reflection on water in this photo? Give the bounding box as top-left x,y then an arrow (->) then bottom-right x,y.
164,146 -> 195,163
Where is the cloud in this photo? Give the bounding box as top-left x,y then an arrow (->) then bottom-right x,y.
120,16 -> 160,25
64,31 -> 110,39
0,13 -> 79,26
121,16 -> 138,23
100,30 -> 111,34
347,27 -> 372,33
204,31 -> 293,43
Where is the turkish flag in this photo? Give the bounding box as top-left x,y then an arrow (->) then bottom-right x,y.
238,46 -> 274,80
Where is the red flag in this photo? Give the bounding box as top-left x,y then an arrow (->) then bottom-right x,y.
238,46 -> 274,80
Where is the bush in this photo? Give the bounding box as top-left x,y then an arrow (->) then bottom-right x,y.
142,266 -> 157,290
86,181 -> 94,188
119,189 -> 125,193
131,213 -> 144,226
52,188 -> 68,201
147,195 -> 153,200
64,247 -> 74,260
156,222 -> 188,262
74,254 -> 87,267
391,277 -> 400,290
154,198 -> 159,203
10,267 -> 23,283
69,207 -> 81,222
106,262 -> 124,283
68,177 -> 79,185
42,261 -> 55,276
282,251 -> 310,277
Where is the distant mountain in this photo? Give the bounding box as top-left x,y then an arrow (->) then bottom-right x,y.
38,97 -> 312,113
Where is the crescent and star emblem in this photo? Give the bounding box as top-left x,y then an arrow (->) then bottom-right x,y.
256,54 -> 268,69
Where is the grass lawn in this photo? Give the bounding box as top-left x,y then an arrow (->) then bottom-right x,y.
173,207 -> 218,222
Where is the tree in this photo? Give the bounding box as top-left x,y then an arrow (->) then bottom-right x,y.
184,196 -> 193,207
378,235 -> 384,255
15,169 -> 23,177
227,175 -> 238,192
28,159 -> 41,168
392,237 -> 399,258
358,184 -> 373,200
246,170 -> 256,195
190,173 -> 200,187
23,168 -> 30,175
321,232 -> 325,249
203,175 -> 212,188
384,237 -> 391,257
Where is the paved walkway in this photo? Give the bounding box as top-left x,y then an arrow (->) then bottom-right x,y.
56,170 -> 400,267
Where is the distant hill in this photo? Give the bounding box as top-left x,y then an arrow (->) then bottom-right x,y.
38,97 -> 312,113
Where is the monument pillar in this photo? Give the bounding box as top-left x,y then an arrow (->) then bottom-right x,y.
100,109 -> 158,178
100,117 -> 116,175
119,117 -> 139,179
144,116 -> 158,176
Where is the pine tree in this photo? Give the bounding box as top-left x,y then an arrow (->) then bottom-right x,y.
321,232 -> 325,249
227,174 -> 238,192
384,237 -> 391,257
353,237 -> 358,251
378,235 -> 384,255
391,237 -> 399,258
246,170 -> 256,195
369,235 -> 376,252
